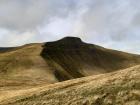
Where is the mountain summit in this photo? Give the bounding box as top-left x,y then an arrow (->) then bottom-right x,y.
56,36 -> 83,43
44,36 -> 85,49
41,37 -> 140,81
0,36 -> 140,86
0,37 -> 140,105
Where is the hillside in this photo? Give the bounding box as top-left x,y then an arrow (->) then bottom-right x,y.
42,37 -> 140,81
0,43 -> 57,87
1,65 -> 140,105
0,37 -> 140,105
0,37 -> 140,87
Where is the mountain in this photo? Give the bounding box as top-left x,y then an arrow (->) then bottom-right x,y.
41,37 -> 140,81
0,37 -> 140,87
0,36 -> 140,105
1,65 -> 140,105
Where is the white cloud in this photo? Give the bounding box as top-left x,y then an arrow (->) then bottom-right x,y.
0,29 -> 36,46
0,0 -> 77,31
0,0 -> 140,54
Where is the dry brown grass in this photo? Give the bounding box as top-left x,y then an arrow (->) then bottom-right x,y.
0,38 -> 140,105
0,37 -> 140,86
0,65 -> 140,105
0,43 -> 58,87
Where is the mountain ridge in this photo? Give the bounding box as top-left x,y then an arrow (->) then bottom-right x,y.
41,37 -> 140,81
0,36 -> 140,86
0,36 -> 140,105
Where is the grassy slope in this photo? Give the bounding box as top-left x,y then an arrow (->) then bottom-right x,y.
0,43 -> 58,87
41,37 -> 140,81
0,37 -> 140,105
1,65 -> 140,105
0,37 -> 140,87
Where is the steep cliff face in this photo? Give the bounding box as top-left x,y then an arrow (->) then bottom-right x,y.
41,37 -> 140,81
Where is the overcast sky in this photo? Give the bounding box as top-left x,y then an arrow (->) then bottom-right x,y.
0,0 -> 140,54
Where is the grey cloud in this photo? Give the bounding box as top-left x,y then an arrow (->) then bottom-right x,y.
72,0 -> 140,43
0,0 -> 77,31
0,0 -> 140,54
131,13 -> 140,27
